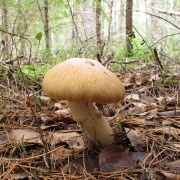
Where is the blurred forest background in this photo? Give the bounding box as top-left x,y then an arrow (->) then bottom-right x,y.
1,0 -> 180,72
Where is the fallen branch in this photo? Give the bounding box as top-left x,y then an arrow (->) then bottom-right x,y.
154,7 -> 180,16
157,110 -> 180,117
103,60 -> 138,66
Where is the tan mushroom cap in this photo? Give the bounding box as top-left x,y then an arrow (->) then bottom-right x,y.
42,58 -> 125,103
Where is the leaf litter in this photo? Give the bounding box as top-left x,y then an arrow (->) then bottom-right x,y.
0,68 -> 179,179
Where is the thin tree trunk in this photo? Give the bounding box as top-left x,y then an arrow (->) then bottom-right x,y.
119,0 -> 125,45
81,0 -> 95,39
126,0 -> 133,57
44,0 -> 51,53
68,0 -> 82,45
149,0 -> 157,41
2,0 -> 9,58
17,0 -> 26,56
107,0 -> 113,42
95,0 -> 103,57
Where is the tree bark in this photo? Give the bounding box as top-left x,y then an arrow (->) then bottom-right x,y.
149,0 -> 157,41
44,0 -> 51,53
95,0 -> 103,57
126,0 -> 133,57
119,0 -> 125,45
107,0 -> 113,42
68,0 -> 82,45
17,0 -> 26,56
2,0 -> 9,58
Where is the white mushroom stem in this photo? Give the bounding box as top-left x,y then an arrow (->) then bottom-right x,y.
68,102 -> 114,147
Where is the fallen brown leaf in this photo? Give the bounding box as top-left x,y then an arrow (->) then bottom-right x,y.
63,156 -> 99,175
9,128 -> 42,144
99,145 -> 150,172
51,132 -> 84,149
125,128 -> 146,151
125,94 -> 140,101
10,172 -> 29,180
51,146 -> 65,161
166,160 -> 180,172
153,127 -> 180,135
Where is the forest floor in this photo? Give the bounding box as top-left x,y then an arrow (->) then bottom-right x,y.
0,62 -> 180,180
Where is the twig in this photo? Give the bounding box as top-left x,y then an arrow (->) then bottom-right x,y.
66,0 -> 82,43
2,146 -> 63,162
153,47 -> 164,70
149,148 -> 166,167
61,168 -> 67,180
134,10 -> 180,30
108,60 -> 138,65
0,160 -> 19,179
150,33 -> 180,48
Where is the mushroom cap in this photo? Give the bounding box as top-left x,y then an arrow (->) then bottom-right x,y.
42,58 -> 125,103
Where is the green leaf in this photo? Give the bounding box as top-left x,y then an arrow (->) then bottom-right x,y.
173,49 -> 180,52
27,66 -> 36,71
35,32 -> 42,41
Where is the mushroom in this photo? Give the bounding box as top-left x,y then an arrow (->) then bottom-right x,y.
42,58 -> 125,147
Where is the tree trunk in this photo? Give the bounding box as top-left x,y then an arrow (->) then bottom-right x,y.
44,0 -> 51,53
107,0 -> 113,42
95,0 -> 103,57
149,0 -> 157,41
2,0 -> 9,59
17,0 -> 26,56
119,0 -> 125,45
126,0 -> 133,57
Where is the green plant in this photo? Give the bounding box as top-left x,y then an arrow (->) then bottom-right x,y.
132,38 -> 153,61
69,45 -> 78,57
18,135 -> 27,153
113,42 -> 127,60
117,118 -> 124,129
56,49 -> 67,61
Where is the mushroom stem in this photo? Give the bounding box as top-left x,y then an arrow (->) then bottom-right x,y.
68,102 -> 114,147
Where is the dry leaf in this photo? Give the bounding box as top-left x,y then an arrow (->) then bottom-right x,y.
129,106 -> 146,115
125,128 -> 146,151
149,74 -> 160,81
9,129 -> 42,144
55,109 -> 70,116
138,86 -> 148,93
125,94 -> 140,101
63,156 -> 99,175
153,127 -> 180,135
54,102 -> 66,109
162,120 -> 173,126
125,118 -> 156,126
156,96 -> 177,106
51,146 -> 65,161
141,95 -> 155,104
147,108 -> 158,119
132,102 -> 147,108
150,170 -> 180,180
26,94 -> 40,107
51,132 -> 84,149
174,144 -> 180,148
39,96 -> 51,105
135,72 -> 149,85
166,160 -> 180,172
10,172 -> 29,179
99,145 -> 150,172
40,113 -> 73,124
160,171 -> 180,180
